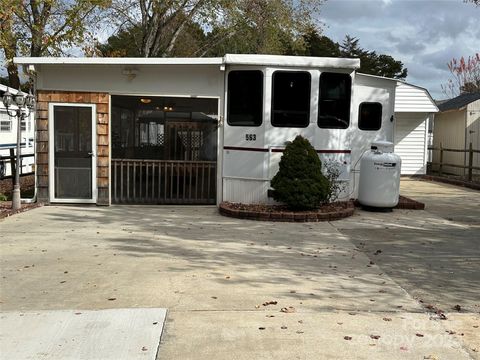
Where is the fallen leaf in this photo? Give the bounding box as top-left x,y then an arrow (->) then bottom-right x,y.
400,346 -> 408,351
211,296 -> 218,299
74,312 -> 82,315
374,249 -> 382,255
107,297 -> 116,301
152,322 -> 158,325
383,317 -> 392,322
296,331 -> 304,334
258,327 -> 266,330
370,335 -> 381,340
416,333 -> 424,337
280,306 -> 296,313
266,315 -> 275,318
141,346 -> 147,351
453,304 -> 461,312
344,336 -> 352,340
280,326 -> 287,329
263,301 -> 278,306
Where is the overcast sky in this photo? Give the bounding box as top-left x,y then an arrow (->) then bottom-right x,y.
319,0 -> 479,99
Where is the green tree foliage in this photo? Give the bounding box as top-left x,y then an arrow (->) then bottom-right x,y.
340,35 -> 407,79
0,0 -> 108,88
302,32 -> 407,79
271,136 -> 330,210
105,0 -> 322,57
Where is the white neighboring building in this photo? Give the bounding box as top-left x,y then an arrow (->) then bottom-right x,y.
393,81 -> 439,175
0,84 -> 35,178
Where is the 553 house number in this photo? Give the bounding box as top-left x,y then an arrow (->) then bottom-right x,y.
245,134 -> 256,141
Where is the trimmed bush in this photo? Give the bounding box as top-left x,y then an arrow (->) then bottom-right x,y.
271,135 -> 330,210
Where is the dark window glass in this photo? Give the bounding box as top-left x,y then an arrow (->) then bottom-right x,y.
318,73 -> 352,129
227,70 -> 263,126
358,102 -> 382,130
271,71 -> 311,127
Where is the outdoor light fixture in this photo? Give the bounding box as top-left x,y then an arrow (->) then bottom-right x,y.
140,98 -> 151,104
1,88 -> 35,210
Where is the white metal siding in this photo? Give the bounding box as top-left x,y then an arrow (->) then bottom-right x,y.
394,113 -> 428,174
395,83 -> 438,113
37,64 -> 223,98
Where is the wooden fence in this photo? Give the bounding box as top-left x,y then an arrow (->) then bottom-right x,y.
428,142 -> 480,181
112,159 -> 216,204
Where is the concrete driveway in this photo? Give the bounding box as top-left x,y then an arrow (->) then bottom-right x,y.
0,179 -> 478,359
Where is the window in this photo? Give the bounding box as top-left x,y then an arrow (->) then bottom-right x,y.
318,72 -> 352,129
358,102 -> 382,131
227,70 -> 263,126
271,71 -> 311,127
21,119 -> 27,131
0,112 -> 11,132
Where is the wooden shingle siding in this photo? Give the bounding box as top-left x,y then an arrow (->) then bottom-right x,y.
35,90 -> 110,205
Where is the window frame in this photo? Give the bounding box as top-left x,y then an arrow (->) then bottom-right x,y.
271,70 -> 311,128
358,102 -> 383,131
0,120 -> 12,132
227,70 -> 264,127
317,72 -> 352,130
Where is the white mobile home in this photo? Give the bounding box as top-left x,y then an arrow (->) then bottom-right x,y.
0,84 -> 35,179
13,55 -> 432,206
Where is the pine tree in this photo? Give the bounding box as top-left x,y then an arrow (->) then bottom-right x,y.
271,136 -> 330,210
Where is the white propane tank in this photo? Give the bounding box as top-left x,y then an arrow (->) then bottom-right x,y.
358,141 -> 402,208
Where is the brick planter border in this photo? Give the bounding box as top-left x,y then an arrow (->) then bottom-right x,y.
353,195 -> 425,210
219,201 -> 355,222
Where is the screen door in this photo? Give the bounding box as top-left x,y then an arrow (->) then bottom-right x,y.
51,105 -> 96,201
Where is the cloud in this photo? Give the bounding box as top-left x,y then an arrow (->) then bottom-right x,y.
319,0 -> 480,99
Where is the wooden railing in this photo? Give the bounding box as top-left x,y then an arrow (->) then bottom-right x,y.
428,142 -> 480,181
112,159 -> 216,204
0,149 -> 35,180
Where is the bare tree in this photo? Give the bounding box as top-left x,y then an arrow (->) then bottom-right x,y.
442,53 -> 480,98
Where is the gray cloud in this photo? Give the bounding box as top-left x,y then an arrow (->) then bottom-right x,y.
320,0 -> 480,98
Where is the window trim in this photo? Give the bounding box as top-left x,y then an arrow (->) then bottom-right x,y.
271,70 -> 311,128
317,72 -> 352,130
358,102 -> 383,131
227,69 -> 264,127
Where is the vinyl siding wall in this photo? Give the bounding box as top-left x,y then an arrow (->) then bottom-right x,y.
394,113 -> 428,175
393,83 -> 437,175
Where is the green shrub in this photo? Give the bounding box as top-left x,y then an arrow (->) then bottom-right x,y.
271,135 -> 330,210
0,193 -> 7,201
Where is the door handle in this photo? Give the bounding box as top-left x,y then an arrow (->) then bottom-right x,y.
88,151 -> 96,157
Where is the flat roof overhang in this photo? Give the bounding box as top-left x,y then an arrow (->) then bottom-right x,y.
14,54 -> 361,70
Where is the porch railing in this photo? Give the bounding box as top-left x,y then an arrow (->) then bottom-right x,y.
112,159 -> 216,204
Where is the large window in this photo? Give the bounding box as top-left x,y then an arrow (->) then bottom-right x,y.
318,72 -> 352,129
358,102 -> 382,131
271,71 -> 311,127
227,70 -> 263,126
